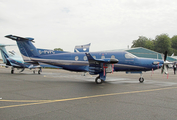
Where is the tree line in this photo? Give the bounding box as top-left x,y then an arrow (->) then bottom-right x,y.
131,33 -> 177,56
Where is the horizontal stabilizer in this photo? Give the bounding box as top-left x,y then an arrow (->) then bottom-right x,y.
5,35 -> 34,42
0,44 -> 16,47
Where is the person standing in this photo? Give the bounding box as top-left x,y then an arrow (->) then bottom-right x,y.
173,62 -> 176,74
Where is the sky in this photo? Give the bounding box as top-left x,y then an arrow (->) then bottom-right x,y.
0,0 -> 177,53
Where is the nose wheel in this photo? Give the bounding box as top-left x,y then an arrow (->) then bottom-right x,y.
139,77 -> 144,83
139,73 -> 144,83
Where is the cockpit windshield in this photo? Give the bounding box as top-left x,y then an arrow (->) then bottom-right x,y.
125,52 -> 137,59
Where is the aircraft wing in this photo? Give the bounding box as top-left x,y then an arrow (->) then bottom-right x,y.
85,53 -> 118,81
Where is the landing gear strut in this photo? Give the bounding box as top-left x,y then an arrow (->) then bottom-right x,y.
95,76 -> 103,84
139,73 -> 144,83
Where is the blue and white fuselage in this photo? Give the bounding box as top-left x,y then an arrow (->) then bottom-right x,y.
5,35 -> 164,84
28,51 -> 163,72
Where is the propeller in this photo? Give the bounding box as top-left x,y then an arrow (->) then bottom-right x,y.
161,51 -> 168,74
164,51 -> 167,61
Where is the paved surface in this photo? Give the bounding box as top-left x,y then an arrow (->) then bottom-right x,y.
0,67 -> 177,120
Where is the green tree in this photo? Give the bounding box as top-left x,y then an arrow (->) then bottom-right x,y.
54,48 -> 63,51
131,36 -> 148,48
144,39 -> 154,50
171,35 -> 177,55
131,36 -> 154,50
154,34 -> 172,55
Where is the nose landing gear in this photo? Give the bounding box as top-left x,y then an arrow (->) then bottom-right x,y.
139,73 -> 144,83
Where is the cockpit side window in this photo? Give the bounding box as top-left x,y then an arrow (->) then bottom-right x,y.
125,53 -> 136,59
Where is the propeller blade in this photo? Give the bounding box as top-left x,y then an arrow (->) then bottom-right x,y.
161,51 -> 168,74
161,65 -> 164,74
164,51 -> 167,61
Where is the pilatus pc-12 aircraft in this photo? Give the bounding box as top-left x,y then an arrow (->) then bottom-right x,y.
5,35 -> 168,84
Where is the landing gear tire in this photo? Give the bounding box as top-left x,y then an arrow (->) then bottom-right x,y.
11,70 -> 14,74
139,77 -> 144,83
38,70 -> 41,74
95,76 -> 103,84
33,70 -> 35,74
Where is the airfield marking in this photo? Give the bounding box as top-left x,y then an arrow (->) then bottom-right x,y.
1,86 -> 177,109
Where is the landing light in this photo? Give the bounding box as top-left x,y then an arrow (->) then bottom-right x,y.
153,61 -> 159,65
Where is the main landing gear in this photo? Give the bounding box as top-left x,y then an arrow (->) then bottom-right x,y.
95,76 -> 103,84
11,69 -> 14,74
11,67 -> 14,74
33,69 -> 42,74
38,70 -> 41,74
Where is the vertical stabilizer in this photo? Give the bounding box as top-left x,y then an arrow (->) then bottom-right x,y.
0,44 -> 15,63
5,35 -> 40,62
74,43 -> 91,52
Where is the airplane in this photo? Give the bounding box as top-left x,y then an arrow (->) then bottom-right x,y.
5,35 -> 168,84
0,44 -> 42,74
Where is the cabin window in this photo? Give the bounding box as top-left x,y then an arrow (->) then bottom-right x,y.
83,56 -> 87,61
125,53 -> 136,59
75,56 -> 79,61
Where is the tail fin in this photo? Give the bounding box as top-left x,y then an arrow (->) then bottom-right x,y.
0,44 -> 15,63
0,48 -> 11,65
74,43 -> 91,52
5,35 -> 40,62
